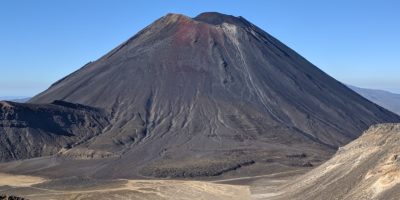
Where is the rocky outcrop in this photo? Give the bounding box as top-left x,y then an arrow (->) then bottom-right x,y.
0,194 -> 26,200
271,124 -> 400,200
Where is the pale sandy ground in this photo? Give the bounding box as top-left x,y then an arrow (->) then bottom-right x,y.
0,168 -> 312,200
0,173 -> 252,200
0,173 -> 47,187
0,169 -> 308,200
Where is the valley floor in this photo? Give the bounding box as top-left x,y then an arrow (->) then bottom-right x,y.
0,169 -> 309,200
0,173 -> 251,200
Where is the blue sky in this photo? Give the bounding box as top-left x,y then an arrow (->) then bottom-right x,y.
0,0 -> 399,96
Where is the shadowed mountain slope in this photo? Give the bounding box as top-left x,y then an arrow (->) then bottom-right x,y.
0,12 -> 399,178
0,101 -> 109,162
270,124 -> 400,200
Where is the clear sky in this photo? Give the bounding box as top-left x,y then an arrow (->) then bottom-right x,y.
1,0 -> 399,96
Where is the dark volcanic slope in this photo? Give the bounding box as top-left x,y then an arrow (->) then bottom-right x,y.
3,12 -> 398,178
0,101 -> 109,162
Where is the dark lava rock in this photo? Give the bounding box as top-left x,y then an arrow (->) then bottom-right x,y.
0,194 -> 26,200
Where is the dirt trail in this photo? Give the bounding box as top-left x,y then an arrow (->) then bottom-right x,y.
211,169 -> 306,183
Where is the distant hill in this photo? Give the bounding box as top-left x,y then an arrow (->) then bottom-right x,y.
348,85 -> 400,115
0,96 -> 30,103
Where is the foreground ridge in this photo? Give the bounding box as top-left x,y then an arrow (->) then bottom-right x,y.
269,123 -> 400,200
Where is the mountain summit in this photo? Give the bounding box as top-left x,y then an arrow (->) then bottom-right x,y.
1,12 -> 399,178
194,12 -> 250,26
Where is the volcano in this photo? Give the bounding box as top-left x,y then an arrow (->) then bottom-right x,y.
1,12 -> 399,178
